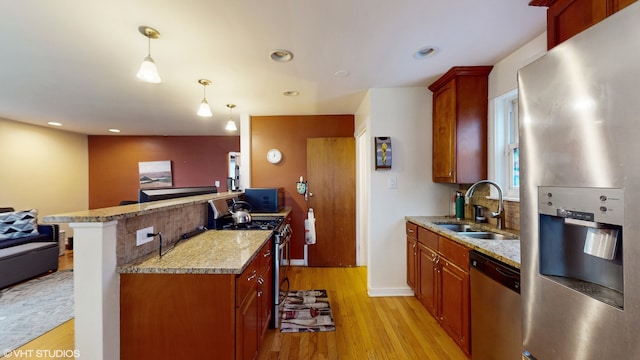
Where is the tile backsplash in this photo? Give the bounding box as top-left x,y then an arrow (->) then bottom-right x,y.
116,204 -> 208,265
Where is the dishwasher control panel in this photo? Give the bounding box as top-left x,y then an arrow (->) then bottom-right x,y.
470,251 -> 521,294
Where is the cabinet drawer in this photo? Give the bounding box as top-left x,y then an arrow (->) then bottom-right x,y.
438,236 -> 469,270
406,222 -> 418,239
236,258 -> 259,307
417,227 -> 438,250
259,241 -> 273,273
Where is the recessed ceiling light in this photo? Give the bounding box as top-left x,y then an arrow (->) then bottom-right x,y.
48,122 -> 62,126
270,49 -> 294,62
334,70 -> 350,78
414,46 -> 438,59
108,129 -> 121,133
283,90 -> 300,97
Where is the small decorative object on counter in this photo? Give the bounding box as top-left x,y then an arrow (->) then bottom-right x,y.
455,192 -> 465,220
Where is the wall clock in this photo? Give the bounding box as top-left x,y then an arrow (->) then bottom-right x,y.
267,148 -> 283,164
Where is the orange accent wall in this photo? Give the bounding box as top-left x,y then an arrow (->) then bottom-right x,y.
88,136 -> 240,209
250,115 -> 354,260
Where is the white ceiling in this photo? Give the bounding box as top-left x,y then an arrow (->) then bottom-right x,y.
0,0 -> 546,136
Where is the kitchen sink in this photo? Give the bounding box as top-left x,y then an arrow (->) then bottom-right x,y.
435,223 -> 482,232
459,232 -> 517,240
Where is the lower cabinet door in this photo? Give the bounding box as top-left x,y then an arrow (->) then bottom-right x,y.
236,286 -> 259,360
407,237 -> 417,290
439,259 -> 470,355
417,243 -> 438,315
258,266 -> 272,342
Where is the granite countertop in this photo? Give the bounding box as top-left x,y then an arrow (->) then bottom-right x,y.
41,192 -> 242,223
117,229 -> 273,275
405,216 -> 521,268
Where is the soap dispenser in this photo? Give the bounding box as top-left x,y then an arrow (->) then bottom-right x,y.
474,205 -> 487,223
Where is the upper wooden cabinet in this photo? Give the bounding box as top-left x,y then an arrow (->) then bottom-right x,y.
530,0 -> 637,49
428,66 -> 492,184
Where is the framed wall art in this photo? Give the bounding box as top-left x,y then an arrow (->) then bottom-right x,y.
138,160 -> 173,188
374,137 -> 392,170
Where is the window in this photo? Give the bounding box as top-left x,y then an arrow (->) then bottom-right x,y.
493,89 -> 520,200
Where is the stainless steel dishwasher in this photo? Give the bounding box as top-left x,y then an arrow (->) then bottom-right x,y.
470,250 -> 522,360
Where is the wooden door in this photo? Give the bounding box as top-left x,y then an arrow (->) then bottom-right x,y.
307,137 -> 356,267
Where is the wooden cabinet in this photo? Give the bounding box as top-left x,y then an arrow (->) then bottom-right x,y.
530,0 -> 636,49
428,66 -> 492,184
406,222 -> 418,290
236,286 -> 259,360
407,222 -> 471,356
235,241 -> 272,360
417,242 -> 438,315
257,243 -> 273,342
121,239 -> 273,360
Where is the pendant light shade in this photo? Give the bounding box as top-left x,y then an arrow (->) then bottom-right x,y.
198,99 -> 213,117
137,56 -> 161,83
136,26 -> 161,83
225,104 -> 237,131
197,79 -> 213,117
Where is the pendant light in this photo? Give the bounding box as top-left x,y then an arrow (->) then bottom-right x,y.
136,26 -> 162,83
197,79 -> 213,117
225,104 -> 238,131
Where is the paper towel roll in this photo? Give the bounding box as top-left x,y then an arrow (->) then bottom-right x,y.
305,208 -> 316,244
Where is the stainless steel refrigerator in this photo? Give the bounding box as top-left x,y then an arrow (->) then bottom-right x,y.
519,3 -> 640,359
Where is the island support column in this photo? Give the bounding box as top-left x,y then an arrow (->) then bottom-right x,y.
69,221 -> 119,360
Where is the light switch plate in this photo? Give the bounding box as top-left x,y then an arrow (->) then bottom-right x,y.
136,226 -> 154,246
388,176 -> 398,189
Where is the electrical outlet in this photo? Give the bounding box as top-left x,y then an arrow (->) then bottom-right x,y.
136,226 -> 154,246
214,180 -> 220,187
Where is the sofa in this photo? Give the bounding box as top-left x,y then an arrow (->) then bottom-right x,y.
0,208 -> 59,289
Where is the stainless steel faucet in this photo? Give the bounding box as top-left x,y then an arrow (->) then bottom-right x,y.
465,180 -> 505,230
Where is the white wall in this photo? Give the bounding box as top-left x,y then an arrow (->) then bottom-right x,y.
487,32 -> 547,188
357,88 -> 454,296
489,32 -> 547,99
0,118 -> 88,235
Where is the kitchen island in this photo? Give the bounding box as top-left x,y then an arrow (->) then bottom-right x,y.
42,192 -> 245,360
119,229 -> 274,360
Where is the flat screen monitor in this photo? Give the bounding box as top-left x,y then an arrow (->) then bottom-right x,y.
138,186 -> 218,203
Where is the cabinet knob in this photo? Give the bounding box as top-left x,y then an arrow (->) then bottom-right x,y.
257,276 -> 264,285
264,250 -> 271,258
258,290 -> 263,297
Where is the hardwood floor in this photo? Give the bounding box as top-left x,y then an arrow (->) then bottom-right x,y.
8,253 -> 467,360
258,266 -> 467,360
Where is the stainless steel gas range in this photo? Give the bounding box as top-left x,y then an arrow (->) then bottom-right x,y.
207,197 -> 291,328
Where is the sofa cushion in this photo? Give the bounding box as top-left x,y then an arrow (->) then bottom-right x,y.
0,242 -> 58,261
0,209 -> 39,240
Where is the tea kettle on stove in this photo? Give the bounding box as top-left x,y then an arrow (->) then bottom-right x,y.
230,200 -> 252,224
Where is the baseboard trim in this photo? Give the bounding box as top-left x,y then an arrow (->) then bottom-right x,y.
367,287 -> 415,297
288,259 -> 305,266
